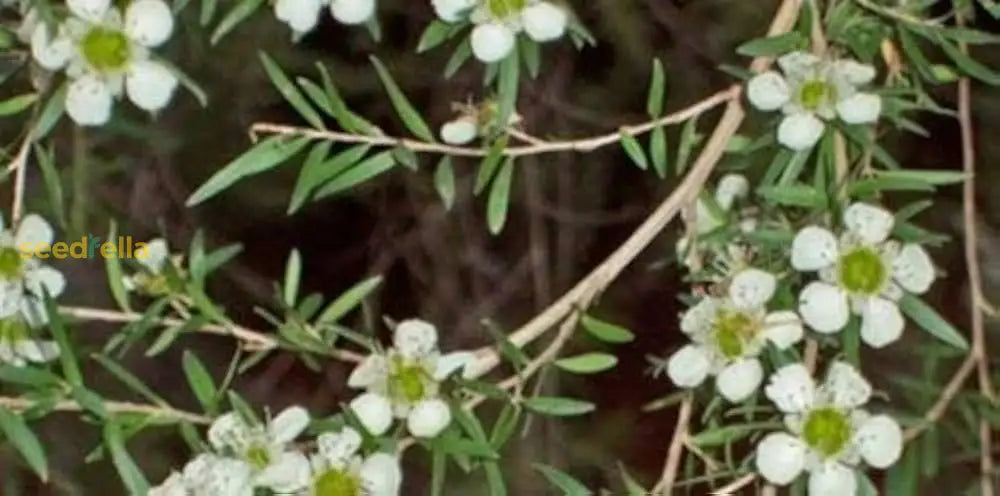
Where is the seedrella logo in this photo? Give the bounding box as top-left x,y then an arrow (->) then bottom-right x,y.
18,236 -> 153,259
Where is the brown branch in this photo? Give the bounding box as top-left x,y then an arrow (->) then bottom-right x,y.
0,396 -> 211,424
653,396 -> 695,494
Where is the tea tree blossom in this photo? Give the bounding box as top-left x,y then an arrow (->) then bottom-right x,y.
29,0 -> 178,125
207,406 -> 312,493
304,427 -> 402,496
791,203 -> 935,347
432,0 -> 569,63
273,0 -> 376,35
0,214 -> 65,325
756,362 -> 903,495
150,454 -> 255,496
747,52 -> 882,150
667,268 -> 803,402
121,238 -> 182,296
347,319 -> 475,438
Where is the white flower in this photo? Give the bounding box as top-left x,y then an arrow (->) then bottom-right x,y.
0,214 -> 66,342
180,454 -> 255,496
521,2 -> 567,42
470,22 -> 516,63
29,0 -> 178,125
756,362 -> 903,494
275,0 -> 326,34
122,238 -> 179,295
149,472 -> 187,496
347,319 -> 474,438
207,406 -> 312,493
432,0 -> 477,22
746,52 -> 882,150
791,203 -> 935,347
306,427 -> 402,496
667,268 -> 803,402
440,117 -> 478,145
330,0 -> 376,25
468,0 -> 569,62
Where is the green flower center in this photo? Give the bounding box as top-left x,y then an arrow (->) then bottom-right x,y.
799,80 -> 833,111
803,408 -> 852,457
390,364 -> 428,403
0,319 -> 29,343
713,311 -> 759,359
488,0 -> 526,18
837,247 -> 886,295
81,28 -> 132,71
244,445 -> 271,470
314,468 -> 360,496
0,247 -> 23,280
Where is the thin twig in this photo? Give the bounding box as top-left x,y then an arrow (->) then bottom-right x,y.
652,395 -> 694,494
0,396 -> 211,424
903,352 -> 975,442
711,473 -> 756,495
250,88 -> 737,159
8,130 -> 33,224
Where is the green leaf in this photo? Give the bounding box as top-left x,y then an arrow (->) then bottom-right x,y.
92,354 -> 166,407
158,58 -> 209,107
485,461 -> 507,496
34,145 -> 66,228
487,159 -> 515,234
259,52 -> 325,130
533,464 -> 592,496
444,39 -> 472,79
524,396 -> 595,417
417,20 -> 454,53
758,184 -> 827,209
182,350 -> 218,413
554,353 -> 618,374
519,38 -> 541,79
283,248 -> 302,306
103,221 -> 132,312
288,144 -> 369,213
475,136 -> 509,195
874,169 -> 967,185
210,0 -> 263,44
44,293 -> 82,386
489,403 -> 521,449
646,59 -> 666,117
313,150 -> 396,198
314,64 -> 375,134
370,56 -> 435,141
937,35 -> 1000,85
391,146 -> 419,171
899,294 -> 969,350
675,116 -> 700,175
316,276 -> 383,324
650,126 -> 668,177
736,31 -> 807,56
103,420 -> 149,494
580,314 -> 634,343
434,156 -> 456,210
496,50 -> 520,131
618,463 -> 648,496
0,408 -> 48,482
619,132 -> 648,170
0,93 -> 38,116
187,136 -> 310,206
32,83 -> 66,138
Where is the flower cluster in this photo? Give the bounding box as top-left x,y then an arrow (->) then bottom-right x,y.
0,214 -> 65,366
432,0 -> 569,63
28,0 -> 178,126
273,0 -> 377,36
348,319 -> 475,438
747,52 -> 882,150
121,238 -> 186,296
149,407 -> 402,496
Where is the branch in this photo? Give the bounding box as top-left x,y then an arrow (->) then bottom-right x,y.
0,396 -> 211,425
8,130 -> 33,224
652,396 -> 694,494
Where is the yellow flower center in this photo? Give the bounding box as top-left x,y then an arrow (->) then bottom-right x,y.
244,445 -> 271,470
81,28 -> 132,71
314,468 -> 361,496
0,247 -> 23,280
803,408 -> 852,457
390,364 -> 428,403
837,247 -> 886,295
713,311 -> 759,359
799,80 -> 833,111
0,319 -> 29,343
488,0 -> 526,17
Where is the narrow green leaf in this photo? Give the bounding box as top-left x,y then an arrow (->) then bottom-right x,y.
370,56 -> 435,141
580,314 -> 634,343
475,137 -> 508,195
0,93 -> 38,116
187,136 -> 311,206
259,52 -> 325,129
182,350 -> 218,413
32,83 -> 67,138
103,221 -> 131,312
0,408 -> 48,482
650,126 -> 668,177
496,50 -> 520,131
44,293 -> 82,386
675,116 -> 700,175
899,294 -> 970,350
758,184 -> 826,209
417,20 -> 454,53
103,421 -> 149,494
316,276 -> 383,324
937,35 -> 1000,85
434,156 -> 456,210
33,145 -> 66,228
646,59 -> 665,117
487,159 -> 514,235
524,396 -> 595,417
92,354 -> 166,407
619,132 -> 648,170
313,150 -> 396,198
533,464 -> 592,496
283,249 -> 302,306
444,39 -> 472,79
210,0 -> 264,45
288,144 -> 369,213
485,461 -> 507,496
519,38 -> 541,79
736,32 -> 807,56
554,353 -> 618,374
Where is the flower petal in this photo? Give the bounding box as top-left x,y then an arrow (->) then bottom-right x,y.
791,226 -> 839,271
853,414 -> 903,469
765,363 -> 816,413
407,398 -> 453,438
67,0 -> 111,22
207,412 -> 248,451
777,112 -> 825,151
836,92 -> 881,124
24,266 -> 66,299
762,310 -> 804,350
432,0 -> 477,22
125,0 -> 174,47
329,0 -> 376,25
317,427 -> 363,464
859,297 -> 904,348
470,23 -> 515,63
15,214 -> 54,247
892,244 -> 935,294
359,452 -> 403,496
835,60 -> 877,85
30,24 -> 72,71
823,361 -> 872,409
350,392 -> 394,436
440,118 -> 478,145
66,75 -> 114,127
254,450 -> 310,493
126,60 -> 178,112
714,173 -> 750,210
729,268 -> 776,310
844,203 -> 894,244
522,2 -> 567,42
808,462 -> 857,496
667,345 -> 711,389
14,340 -> 60,363
777,51 -> 820,79
433,351 -> 476,380
348,354 -> 389,388
268,405 -> 310,444
138,238 -> 169,273
798,281 -> 849,333
747,71 -> 791,111
716,358 -> 763,403
393,319 -> 439,358
275,0 -> 323,34
149,472 -> 186,496
680,298 -> 717,336
755,432 -> 807,485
